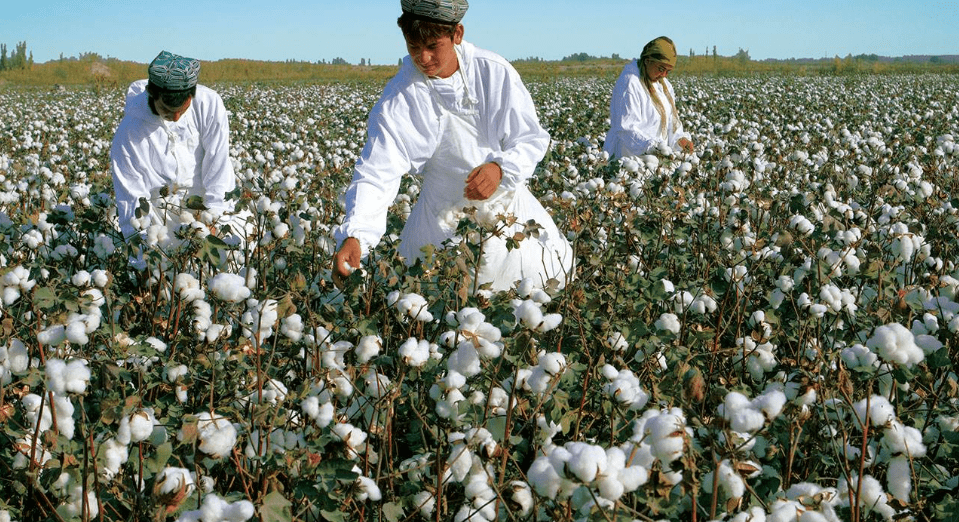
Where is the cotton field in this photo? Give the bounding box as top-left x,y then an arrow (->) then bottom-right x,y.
0,74 -> 957,521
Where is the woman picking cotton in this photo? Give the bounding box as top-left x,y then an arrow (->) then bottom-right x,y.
603,36 -> 694,159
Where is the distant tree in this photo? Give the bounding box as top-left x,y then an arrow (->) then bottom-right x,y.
930,56 -> 942,64
735,48 -> 750,63
331,57 -> 349,65
712,46 -> 717,59
360,58 -> 366,66
611,53 -> 621,60
689,48 -> 694,57
561,52 -> 597,62
0,44 -> 6,71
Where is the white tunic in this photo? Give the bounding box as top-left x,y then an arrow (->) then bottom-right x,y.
110,79 -> 236,239
604,60 -> 691,158
334,40 -> 573,291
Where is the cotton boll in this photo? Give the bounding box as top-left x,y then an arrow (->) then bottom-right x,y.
798,511 -> 829,522
887,455 -> 912,501
71,270 -> 91,287
412,491 -> 436,517
866,322 -> 925,368
447,343 -> 482,377
655,313 -> 681,334
65,321 -> 89,345
881,421 -> 926,458
37,324 -> 66,347
353,470 -> 382,502
128,409 -> 158,443
716,459 -> 746,499
445,443 -> 473,483
91,269 -> 110,288
852,395 -> 895,429
188,411 -> 238,460
209,272 -> 252,303
509,481 -> 533,516
513,299 -> 544,330
398,337 -> 431,367
646,411 -> 686,464
838,474 -> 895,520
730,506 -> 768,522
527,455 -> 564,499
354,335 -> 382,364
754,388 -> 787,421
566,442 -> 608,483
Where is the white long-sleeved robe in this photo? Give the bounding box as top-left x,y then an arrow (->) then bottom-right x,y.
603,60 -> 691,158
110,79 -> 236,239
334,40 -> 572,290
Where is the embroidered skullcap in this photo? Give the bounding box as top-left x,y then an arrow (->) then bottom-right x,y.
401,0 -> 469,24
148,51 -> 201,91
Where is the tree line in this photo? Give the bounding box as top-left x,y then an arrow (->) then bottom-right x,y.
0,41 -> 32,71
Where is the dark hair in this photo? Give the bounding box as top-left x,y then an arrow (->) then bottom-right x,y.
146,81 -> 196,109
397,12 -> 458,45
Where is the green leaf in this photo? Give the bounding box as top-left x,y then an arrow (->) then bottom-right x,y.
320,510 -> 347,522
185,195 -> 207,210
33,286 -> 57,309
381,502 -> 405,522
260,491 -> 293,522
150,442 -> 173,473
206,235 -> 230,248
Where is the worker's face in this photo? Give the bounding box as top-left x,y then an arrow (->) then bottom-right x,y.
154,96 -> 192,122
645,59 -> 673,82
406,24 -> 464,79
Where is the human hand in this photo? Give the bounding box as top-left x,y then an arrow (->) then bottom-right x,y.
464,162 -> 503,200
678,138 -> 695,154
332,237 -> 361,289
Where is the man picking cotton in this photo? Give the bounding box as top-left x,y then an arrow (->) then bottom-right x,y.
333,0 -> 573,292
110,51 -> 238,251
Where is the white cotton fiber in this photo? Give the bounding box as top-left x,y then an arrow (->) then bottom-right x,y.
354,335 -> 382,364
566,442 -> 607,483
887,454 -> 912,501
852,395 -> 895,429
209,272 -> 252,303
189,411 -> 238,459
866,322 -> 925,368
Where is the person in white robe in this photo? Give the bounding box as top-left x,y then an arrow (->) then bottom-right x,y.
332,0 -> 573,292
604,36 -> 694,159
110,51 -> 237,245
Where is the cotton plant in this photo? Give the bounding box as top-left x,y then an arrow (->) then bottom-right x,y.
179,412 -> 238,460
429,371 -> 469,421
244,428 -> 306,459
864,322 -> 939,369
1,264 -> 36,305
387,290 -> 434,323
511,298 -> 562,332
208,272 -> 252,303
175,493 -> 255,522
527,439 -> 651,507
332,422 -> 369,460
0,338 -> 29,386
397,337 -> 439,368
850,394 -> 929,502
717,388 -> 787,451
733,336 -> 778,381
600,364 -> 650,411
353,334 -> 382,364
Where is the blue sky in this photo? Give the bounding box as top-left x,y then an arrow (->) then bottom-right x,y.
3,1 -> 956,65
